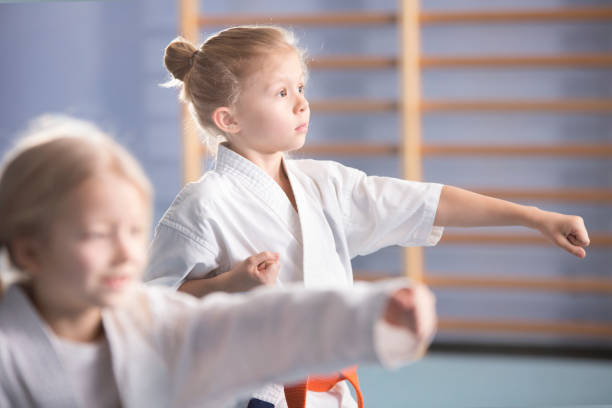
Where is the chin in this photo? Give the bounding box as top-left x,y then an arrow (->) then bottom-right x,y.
97,281 -> 137,308
96,294 -> 124,309
287,137 -> 306,152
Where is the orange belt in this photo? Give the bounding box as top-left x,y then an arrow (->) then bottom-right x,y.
284,366 -> 363,408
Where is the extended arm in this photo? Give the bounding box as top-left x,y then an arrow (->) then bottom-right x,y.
163,280 -> 435,407
434,185 -> 590,257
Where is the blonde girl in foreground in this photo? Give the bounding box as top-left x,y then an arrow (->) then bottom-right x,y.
146,26 -> 591,408
0,116 -> 437,408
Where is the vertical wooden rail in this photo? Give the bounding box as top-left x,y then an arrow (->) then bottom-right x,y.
399,0 -> 425,282
180,0 -> 202,183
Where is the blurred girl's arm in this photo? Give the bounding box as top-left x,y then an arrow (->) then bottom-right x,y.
158,279 -> 435,406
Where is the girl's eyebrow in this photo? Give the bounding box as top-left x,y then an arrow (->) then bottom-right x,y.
265,73 -> 305,90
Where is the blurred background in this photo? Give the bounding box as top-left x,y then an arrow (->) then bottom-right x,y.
1,0 -> 611,406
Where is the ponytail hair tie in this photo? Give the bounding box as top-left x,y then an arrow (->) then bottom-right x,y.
189,50 -> 198,67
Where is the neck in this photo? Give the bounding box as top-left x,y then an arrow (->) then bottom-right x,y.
227,143 -> 285,182
26,285 -> 103,343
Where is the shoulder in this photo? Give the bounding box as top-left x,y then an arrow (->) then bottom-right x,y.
163,172 -> 225,219
288,158 -> 366,190
156,171 -> 231,235
0,284 -> 38,347
149,171 -> 238,258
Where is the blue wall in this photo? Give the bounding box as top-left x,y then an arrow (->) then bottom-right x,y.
0,0 -> 182,223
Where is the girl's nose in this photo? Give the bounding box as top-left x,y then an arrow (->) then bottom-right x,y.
294,94 -> 309,114
113,230 -> 133,264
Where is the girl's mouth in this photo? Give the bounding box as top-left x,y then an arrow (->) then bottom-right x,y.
102,275 -> 131,290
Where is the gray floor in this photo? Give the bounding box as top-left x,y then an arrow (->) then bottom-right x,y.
357,352 -> 612,407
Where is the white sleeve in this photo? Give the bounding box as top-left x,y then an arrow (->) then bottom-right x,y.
0,347 -> 10,408
333,163 -> 444,257
0,386 -> 9,408
153,280 -> 414,407
0,335 -> 25,407
144,221 -> 220,289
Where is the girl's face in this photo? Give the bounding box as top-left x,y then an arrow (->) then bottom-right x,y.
27,172 -> 149,311
230,49 -> 310,154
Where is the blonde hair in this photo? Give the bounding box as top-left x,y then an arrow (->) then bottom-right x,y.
163,25 -> 307,145
0,115 -> 153,271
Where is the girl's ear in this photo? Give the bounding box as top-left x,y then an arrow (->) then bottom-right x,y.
212,107 -> 240,135
9,238 -> 43,276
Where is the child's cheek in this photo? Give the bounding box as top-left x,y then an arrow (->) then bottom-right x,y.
76,243 -> 112,271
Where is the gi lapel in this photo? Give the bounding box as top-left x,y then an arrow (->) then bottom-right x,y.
215,145 -> 302,246
102,291 -> 170,408
285,162 -> 350,289
0,285 -> 79,408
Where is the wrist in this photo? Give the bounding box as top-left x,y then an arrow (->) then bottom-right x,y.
521,205 -> 544,230
224,268 -> 245,292
225,267 -> 259,292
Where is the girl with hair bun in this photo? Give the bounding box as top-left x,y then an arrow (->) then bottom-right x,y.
147,26 -> 590,408
0,115 -> 438,408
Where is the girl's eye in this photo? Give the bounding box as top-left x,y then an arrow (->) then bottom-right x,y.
278,89 -> 287,97
130,226 -> 144,237
298,85 -> 304,94
82,231 -> 110,240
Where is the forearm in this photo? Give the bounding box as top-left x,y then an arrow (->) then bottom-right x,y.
179,252 -> 280,298
178,272 -> 242,298
434,185 -> 541,228
433,186 -> 590,257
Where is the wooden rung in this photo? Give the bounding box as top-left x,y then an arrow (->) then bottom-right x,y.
423,143 -> 612,157
421,8 -> 612,24
310,100 -> 397,112
308,54 -> 612,70
438,318 -> 612,337
473,188 -> 612,203
309,99 -> 612,112
299,143 -> 398,156
299,142 -> 612,157
422,53 -> 612,68
424,274 -> 612,294
309,56 -> 397,69
440,233 -> 612,247
198,8 -> 612,27
422,100 -> 612,112
355,273 -> 612,294
199,11 -> 396,27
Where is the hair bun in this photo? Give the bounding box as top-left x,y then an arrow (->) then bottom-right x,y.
164,37 -> 197,82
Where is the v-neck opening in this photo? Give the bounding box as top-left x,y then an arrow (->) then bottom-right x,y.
215,144 -> 302,245
280,158 -> 299,216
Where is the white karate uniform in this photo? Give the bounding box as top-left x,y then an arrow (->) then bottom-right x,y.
0,279 -> 420,408
48,333 -> 121,408
146,144 -> 444,407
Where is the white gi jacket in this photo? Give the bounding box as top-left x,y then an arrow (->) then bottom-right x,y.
146,144 -> 444,406
0,280 -> 414,408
